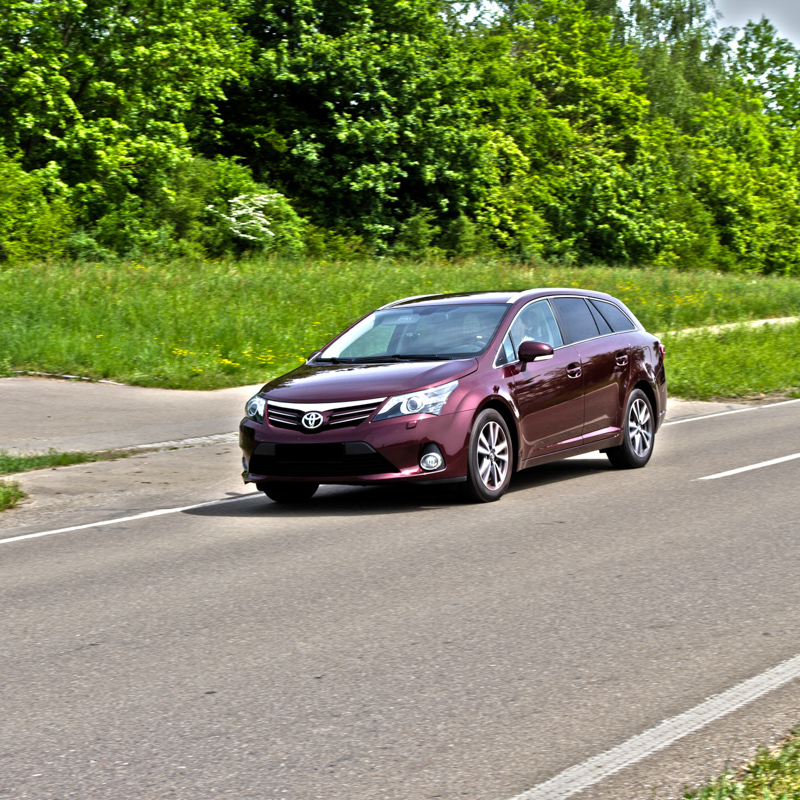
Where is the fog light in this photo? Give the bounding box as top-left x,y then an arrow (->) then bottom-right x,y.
420,451 -> 444,471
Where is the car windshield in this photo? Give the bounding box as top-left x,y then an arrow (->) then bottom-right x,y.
318,303 -> 509,362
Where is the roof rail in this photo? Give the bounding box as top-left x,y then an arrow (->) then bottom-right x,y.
378,294 -> 439,310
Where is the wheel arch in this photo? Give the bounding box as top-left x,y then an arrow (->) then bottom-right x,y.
633,379 -> 658,423
475,398 -> 520,473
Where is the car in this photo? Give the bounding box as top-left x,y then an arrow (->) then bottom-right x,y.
239,289 -> 667,503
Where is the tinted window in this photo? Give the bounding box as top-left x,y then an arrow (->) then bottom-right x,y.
509,299 -> 564,350
590,300 -> 636,333
588,301 -> 613,334
550,297 -> 599,344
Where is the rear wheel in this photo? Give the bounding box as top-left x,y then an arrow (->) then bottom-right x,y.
258,481 -> 319,504
606,389 -> 654,469
458,409 -> 513,503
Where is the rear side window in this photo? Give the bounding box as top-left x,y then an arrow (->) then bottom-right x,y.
589,299 -> 636,333
550,297 -> 599,344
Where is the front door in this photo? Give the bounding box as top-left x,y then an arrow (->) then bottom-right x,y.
513,344 -> 584,459
502,299 -> 584,462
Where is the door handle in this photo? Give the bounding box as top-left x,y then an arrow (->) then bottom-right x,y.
566,363 -> 582,379
615,352 -> 629,367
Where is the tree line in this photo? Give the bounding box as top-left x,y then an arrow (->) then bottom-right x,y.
1,0 -> 799,272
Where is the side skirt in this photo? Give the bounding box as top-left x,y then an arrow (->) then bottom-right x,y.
519,434 -> 624,471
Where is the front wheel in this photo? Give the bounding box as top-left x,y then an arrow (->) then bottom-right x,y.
258,481 -> 319,504
458,409 -> 513,503
606,389 -> 655,469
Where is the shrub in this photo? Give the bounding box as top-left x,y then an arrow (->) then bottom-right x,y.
0,153 -> 73,262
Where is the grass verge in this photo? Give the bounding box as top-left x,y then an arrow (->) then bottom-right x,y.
2,257 -> 800,390
0,480 -> 26,512
0,449 -> 117,476
685,729 -> 800,798
663,321 -> 800,400
0,449 -> 132,514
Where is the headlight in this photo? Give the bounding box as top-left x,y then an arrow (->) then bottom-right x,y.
245,395 -> 266,423
373,380 -> 458,421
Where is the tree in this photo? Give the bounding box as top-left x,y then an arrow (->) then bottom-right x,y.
205,0 -> 534,246
0,0 -> 248,222
729,18 -> 800,127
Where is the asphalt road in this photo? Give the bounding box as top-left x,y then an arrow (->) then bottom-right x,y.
1,394 -> 799,799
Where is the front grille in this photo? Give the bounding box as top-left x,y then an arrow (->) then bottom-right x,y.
249,442 -> 399,478
266,403 -> 302,429
266,399 -> 385,432
328,400 -> 383,428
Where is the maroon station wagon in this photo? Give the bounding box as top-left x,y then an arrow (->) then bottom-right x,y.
239,289 -> 667,503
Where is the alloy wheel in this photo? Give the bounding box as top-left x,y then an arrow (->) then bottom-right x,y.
476,420 -> 510,490
628,397 -> 652,457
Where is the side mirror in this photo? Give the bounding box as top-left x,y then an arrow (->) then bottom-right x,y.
518,341 -> 554,368
307,350 -> 320,361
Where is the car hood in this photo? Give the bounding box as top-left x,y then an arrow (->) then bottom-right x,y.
261,359 -> 479,403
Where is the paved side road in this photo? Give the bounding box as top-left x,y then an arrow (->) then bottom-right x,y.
0,374 -> 773,454
0,376 -> 262,453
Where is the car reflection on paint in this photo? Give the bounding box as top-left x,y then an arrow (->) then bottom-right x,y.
239,289 -> 667,503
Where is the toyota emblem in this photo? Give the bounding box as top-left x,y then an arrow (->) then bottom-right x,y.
301,411 -> 324,430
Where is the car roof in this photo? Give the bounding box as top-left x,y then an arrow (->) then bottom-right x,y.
380,288 -> 619,309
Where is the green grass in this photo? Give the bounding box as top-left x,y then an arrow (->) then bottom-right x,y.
0,449 -> 117,476
685,730 -> 800,798
2,257 -> 800,391
663,321 -> 800,400
0,480 -> 26,512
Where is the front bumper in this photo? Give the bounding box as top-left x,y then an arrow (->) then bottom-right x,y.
240,409 -> 473,485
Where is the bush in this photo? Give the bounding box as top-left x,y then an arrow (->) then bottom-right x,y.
70,156 -> 309,259
0,154 -> 73,263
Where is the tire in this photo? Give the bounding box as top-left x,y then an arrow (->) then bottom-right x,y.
606,388 -> 655,469
458,409 -> 513,503
258,481 -> 319,504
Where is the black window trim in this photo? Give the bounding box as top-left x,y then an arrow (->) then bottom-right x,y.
587,298 -> 637,334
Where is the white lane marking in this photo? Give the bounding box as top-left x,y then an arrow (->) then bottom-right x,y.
0,493 -> 262,546
663,397 -> 800,426
510,652 -> 800,800
697,452 -> 800,481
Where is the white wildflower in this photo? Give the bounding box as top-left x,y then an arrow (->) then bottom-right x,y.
206,193 -> 283,241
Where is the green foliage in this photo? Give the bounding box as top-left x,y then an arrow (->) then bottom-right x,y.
0,480 -> 25,513
684,729 -> 800,798
209,0 -> 536,248
663,322 -> 800,399
1,0 -> 800,270
0,449 -> 113,476
0,153 -> 73,262
64,156 -> 309,259
3,256 -> 800,390
0,0 -> 248,241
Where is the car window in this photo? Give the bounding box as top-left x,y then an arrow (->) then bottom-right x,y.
587,301 -> 613,335
550,297 -> 600,344
589,299 -> 636,333
509,300 -> 564,350
495,331 -> 518,366
323,303 -> 509,360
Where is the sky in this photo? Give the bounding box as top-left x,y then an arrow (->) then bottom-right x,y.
714,0 -> 800,46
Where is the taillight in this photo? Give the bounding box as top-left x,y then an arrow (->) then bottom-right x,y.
659,343 -> 666,358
